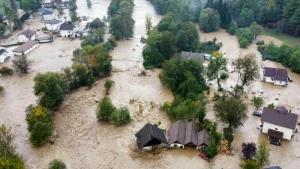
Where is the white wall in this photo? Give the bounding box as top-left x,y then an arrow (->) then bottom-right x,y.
262,122 -> 294,140
18,34 -> 36,43
0,52 -> 10,63
60,30 -> 73,37
43,13 -> 55,20
45,22 -> 62,30
13,43 -> 39,56
264,77 -> 273,83
274,80 -> 287,86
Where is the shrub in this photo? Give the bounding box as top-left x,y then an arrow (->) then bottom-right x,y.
239,38 -> 250,48
206,139 -> 218,159
0,86 -> 3,93
26,105 -> 53,146
12,56 -> 30,74
241,159 -> 260,169
111,107 -> 131,126
218,87 -> 223,91
0,157 -> 26,169
96,96 -> 116,121
0,67 -> 13,76
20,12 -> 30,23
220,72 -> 228,79
242,142 -> 257,159
253,97 -> 264,110
267,103 -> 274,109
256,40 -> 264,45
104,79 -> 114,95
49,159 -> 67,169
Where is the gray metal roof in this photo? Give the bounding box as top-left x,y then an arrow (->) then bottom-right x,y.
264,67 -> 288,81
19,29 -> 36,38
12,40 -> 39,53
167,120 -> 186,144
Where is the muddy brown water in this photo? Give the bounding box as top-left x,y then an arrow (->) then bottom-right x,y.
1,0 -> 300,168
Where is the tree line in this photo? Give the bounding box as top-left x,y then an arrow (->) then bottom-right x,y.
108,0 -> 135,40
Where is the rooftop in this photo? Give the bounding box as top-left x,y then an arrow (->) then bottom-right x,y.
261,107 -> 298,130
0,49 -> 7,55
59,23 -> 75,31
44,19 -> 62,24
12,41 -> 39,53
264,67 -> 288,81
42,10 -> 54,15
181,51 -> 204,63
19,29 -> 36,38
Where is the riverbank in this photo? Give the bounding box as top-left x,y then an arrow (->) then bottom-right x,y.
262,28 -> 300,46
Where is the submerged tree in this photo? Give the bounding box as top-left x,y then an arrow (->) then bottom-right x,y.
206,51 -> 227,89
255,141 -> 270,166
235,53 -> 260,88
199,8 -> 221,33
12,56 -> 30,74
253,96 -> 264,110
250,22 -> 264,39
145,14 -> 152,35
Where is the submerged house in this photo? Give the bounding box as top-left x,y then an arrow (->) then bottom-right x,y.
260,106 -> 298,141
12,40 -> 39,56
42,10 -> 55,20
0,48 -> 11,63
44,19 -> 62,30
59,23 -> 78,37
168,120 -> 211,149
18,29 -> 36,43
263,67 -> 288,86
181,51 -> 204,67
135,123 -> 168,150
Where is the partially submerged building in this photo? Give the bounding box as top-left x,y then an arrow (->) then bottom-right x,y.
44,19 -> 62,30
18,29 -> 36,43
260,106 -> 298,141
135,123 -> 168,150
59,23 -> 78,37
0,48 -> 11,63
263,67 -> 288,86
168,120 -> 211,149
12,40 -> 39,56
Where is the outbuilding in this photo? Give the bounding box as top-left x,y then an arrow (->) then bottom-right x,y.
0,48 -> 11,63
260,107 -> 298,141
18,29 -> 36,43
37,35 -> 54,43
12,40 -> 39,56
135,123 -> 168,150
42,10 -> 55,20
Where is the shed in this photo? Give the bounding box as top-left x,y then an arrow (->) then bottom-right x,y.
12,40 -> 39,56
135,123 -> 167,150
37,35 -> 54,43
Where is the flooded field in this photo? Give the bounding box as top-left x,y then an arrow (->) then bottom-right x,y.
1,0 -> 300,169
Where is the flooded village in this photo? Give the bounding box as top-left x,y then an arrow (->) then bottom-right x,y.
0,0 -> 300,169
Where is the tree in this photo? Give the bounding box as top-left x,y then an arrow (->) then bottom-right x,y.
0,24 -> 6,38
267,103 -> 274,109
22,0 -> 38,13
96,96 -> 116,121
71,14 -> 79,23
214,96 -> 248,129
237,8 -> 254,27
12,56 -> 30,74
223,127 -> 234,148
26,105 -> 53,146
89,18 -> 105,29
104,79 -> 114,95
145,14 -> 152,35
87,0 -> 92,8
111,107 -> 131,126
250,22 -> 264,39
0,125 -> 25,169
0,86 -> 3,93
7,10 -> 17,22
206,51 -> 227,89
49,159 -> 67,169
205,139 -> 218,159
227,20 -> 238,35
255,141 -> 270,166
241,159 -> 260,169
253,97 -> 264,110
34,72 -> 68,108
235,53 -> 260,87
199,8 -> 221,33
10,0 -> 18,11
242,142 -> 257,159
159,31 -> 176,59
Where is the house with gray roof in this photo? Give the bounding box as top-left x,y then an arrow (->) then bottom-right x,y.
12,40 -> 39,56
260,106 -> 298,141
42,10 -> 55,20
263,67 -> 288,86
44,19 -> 62,30
18,29 -> 36,43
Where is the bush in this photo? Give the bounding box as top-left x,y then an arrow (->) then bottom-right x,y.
111,107 -> 131,126
206,139 -> 218,159
239,38 -> 250,48
267,103 -> 274,109
0,67 -> 13,76
242,142 -> 257,159
0,86 -> 3,93
96,96 -> 116,121
218,87 -> 223,91
26,105 -> 53,146
256,40 -> 264,45
12,56 -> 30,74
253,97 -> 264,110
0,157 -> 26,169
220,72 -> 228,79
49,159 -> 67,169
236,28 -> 254,48
241,159 -> 260,169
20,12 -> 30,23
104,79 -> 114,95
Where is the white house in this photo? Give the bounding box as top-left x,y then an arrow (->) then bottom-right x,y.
42,10 -> 55,20
0,48 -> 11,63
12,40 -> 39,56
44,19 -> 62,30
58,23 -> 78,37
260,107 -> 298,141
38,8 -> 51,16
18,29 -> 36,43
263,67 -> 288,86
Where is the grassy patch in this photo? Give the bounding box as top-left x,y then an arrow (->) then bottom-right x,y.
262,28 -> 300,46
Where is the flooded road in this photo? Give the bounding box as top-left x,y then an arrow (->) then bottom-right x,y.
1,0 -> 300,168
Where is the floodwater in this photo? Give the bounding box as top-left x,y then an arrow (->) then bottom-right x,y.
1,0 -> 300,168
